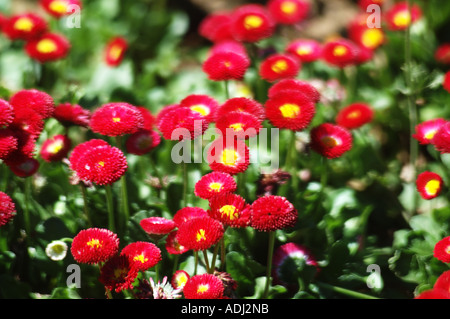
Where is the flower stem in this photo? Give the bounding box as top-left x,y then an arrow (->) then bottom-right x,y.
105,184 -> 116,233
224,80 -> 230,100
263,231 -> 276,299
316,282 -> 379,299
203,250 -> 211,274
115,136 -> 130,230
23,177 -> 32,240
183,161 -> 188,206
80,184 -> 92,227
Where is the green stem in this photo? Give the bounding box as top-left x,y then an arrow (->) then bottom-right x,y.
172,254 -> 179,274
316,282 -> 380,299
183,161 -> 188,206
224,80 -> 230,100
80,184 -> 92,227
23,177 -> 32,240
211,242 -> 221,271
263,231 -> 276,299
105,184 -> 116,233
194,250 -> 198,275
115,136 -> 130,229
203,250 -> 211,274
149,155 -> 165,192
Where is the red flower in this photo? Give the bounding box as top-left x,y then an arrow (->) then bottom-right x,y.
230,4 -> 275,43
265,92 -> 316,131
416,171 -> 443,200
171,270 -> 190,290
267,78 -> 321,103
5,154 -> 40,178
90,102 -> 144,137
385,2 -> 422,31
10,89 -> 55,120
349,24 -> 385,51
358,0 -> 384,11
39,134 -> 72,162
68,139 -> 109,174
99,255 -> 139,293
0,191 -> 16,227
198,12 -> 234,43
183,273 -> 224,299
120,241 -> 162,271
125,130 -> 160,155
157,107 -> 208,141
0,129 -> 18,160
179,94 -> 219,124
435,44 -> 450,65
136,107 -> 156,131
140,217 -> 176,240
53,103 -> 91,127
194,172 -> 237,200
434,236 -> 450,263
104,37 -> 128,67
40,0 -> 82,18
321,39 -> 358,68
0,99 -> 14,127
335,103 -> 374,130
2,13 -> 48,41
209,40 -> 248,57
215,111 -> 262,139
286,39 -> 322,63
203,51 -> 250,82
259,53 -> 300,82
431,121 -> 450,154
173,207 -> 209,227
176,216 -> 224,251
267,0 -> 310,25
215,97 -> 265,122
25,32 -> 70,63
208,192 -> 251,228
443,71 -> 450,93
165,230 -> 189,255
207,137 -> 250,175
71,227 -> 119,264
10,109 -> 44,138
251,195 -> 297,232
310,123 -> 353,159
412,118 -> 446,145
434,270 -> 450,293
415,289 -> 450,299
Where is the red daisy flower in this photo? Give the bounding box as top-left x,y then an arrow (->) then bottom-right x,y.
176,216 -> 224,251
434,270 -> 450,293
349,24 -> 385,51
155,104 -> 180,127
250,195 -> 297,232
179,94 -> 219,124
412,118 -> 446,145
265,92 -> 316,131
120,241 -> 162,271
171,270 -> 190,290
358,0 -> 384,11
443,71 -> 450,93
183,273 -> 224,299
215,97 -> 265,122
2,13 -> 48,41
435,44 -> 450,65
335,102 -> 374,130
90,102 -> 144,137
10,109 -> 44,138
10,89 -> 55,120
104,37 -> 128,67
230,4 -> 275,43
140,217 -> 176,241
0,191 -> 16,227
68,139 -> 109,173
215,111 -> 262,139
165,230 -> 189,255
99,254 -> 139,293
310,123 -> 353,159
70,227 -> 120,264
415,289 -> 450,299
267,78 -> 321,103
321,39 -> 358,68
157,106 -> 208,141
40,134 -> 72,162
286,39 -> 322,63
208,192 -> 251,228
5,154 -> 40,178
0,99 -> 14,128
259,53 -> 301,82
416,171 -> 443,200
25,32 -> 70,63
194,172 -> 237,200
53,103 -> 91,127
434,236 -> 450,263
203,51 -> 250,82
125,129 -> 160,155
431,121 -> 450,154
209,40 -> 248,57
267,0 -> 310,25
0,129 -> 18,160
5,126 -> 40,159
40,0 -> 82,18
206,137 -> 250,175
173,207 -> 209,227
385,2 -> 422,31
198,12 -> 234,43
136,107 -> 156,131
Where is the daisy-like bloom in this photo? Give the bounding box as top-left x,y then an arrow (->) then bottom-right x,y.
104,37 -> 128,67
272,242 -> 318,286
40,0 -> 81,18
171,270 -> 190,290
203,51 -> 250,82
321,39 -> 358,68
0,129 -> 18,160
155,104 -> 180,127
176,216 -> 224,251
40,134 -> 71,162
415,289 -> 450,299
207,137 -> 250,175
348,23 -> 385,51
286,39 -> 322,63
267,0 -> 310,25
215,97 -> 265,122
431,121 -> 450,154
208,192 -> 251,228
434,270 -> 450,293
5,154 -> 40,178
158,107 -> 208,141
416,171 -> 444,200
443,71 -> 450,94
259,53 -> 301,83
179,94 -> 219,124
53,103 -> 91,127
434,236 -> 450,263
230,4 -> 275,43
68,139 -> 109,174
2,13 -> 48,41
183,273 -> 224,299
140,217 -> 176,241
165,230 -> 189,255
412,118 -> 446,145
90,102 -> 144,137
172,207 -> 209,227
435,44 -> 450,65
385,2 -> 422,31
25,32 -> 70,63
335,102 -> 374,130
0,99 -> 14,128
265,91 -> 316,131
215,111 -> 262,140
209,40 -> 248,58
125,130 -> 160,155
99,254 -> 139,293
198,12 -> 234,43
194,171 -> 237,200
70,227 -> 119,264
0,191 -> 16,227
10,89 -> 55,120
150,276 -> 183,299
45,240 -> 68,261
310,123 -> 353,159
137,107 -> 156,131
120,241 -> 162,271
250,195 -> 297,232
10,109 -> 45,139
267,78 -> 321,103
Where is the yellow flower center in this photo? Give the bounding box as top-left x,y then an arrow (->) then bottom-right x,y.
112,117 -> 121,122
14,17 -> 34,32
221,149 -> 238,166
333,45 -> 348,57
296,45 -> 312,56
279,103 -> 300,119
220,205 -> 238,220
361,29 -> 384,49
424,129 -> 438,141
223,61 -> 232,68
281,1 -> 298,14
393,11 -> 411,28
229,122 -> 244,132
197,284 -> 209,294
37,39 -> 57,54
98,161 -> 105,167
49,0 -> 68,14
190,105 -> 210,116
176,275 -> 188,288
133,254 -> 148,264
321,136 -> 340,148
271,59 -> 288,73
114,267 -> 127,279
47,140 -> 64,154
209,182 -> 223,192
196,229 -> 206,242
347,110 -> 361,120
109,45 -> 124,61
86,238 -> 102,249
425,179 -> 440,196
244,15 -> 263,30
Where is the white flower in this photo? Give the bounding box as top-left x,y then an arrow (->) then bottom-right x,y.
45,240 -> 68,261
149,276 -> 182,299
